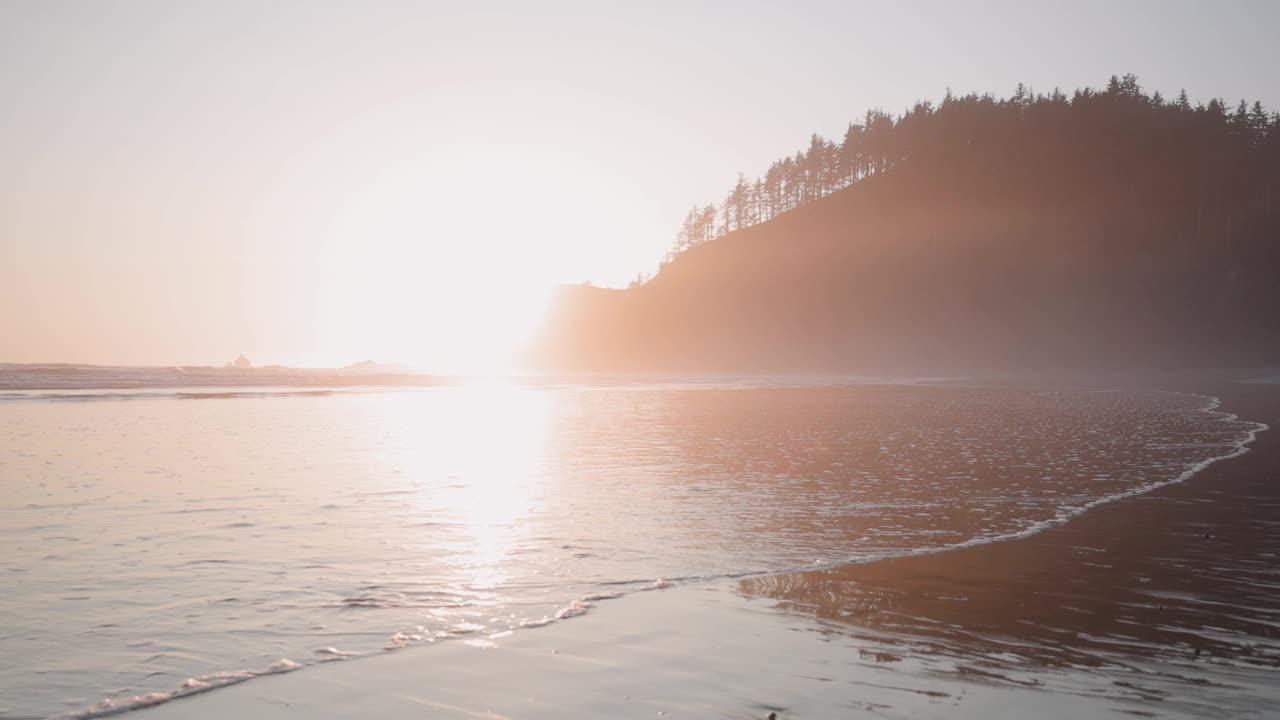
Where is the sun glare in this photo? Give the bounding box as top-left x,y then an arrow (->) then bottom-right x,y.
343,278 -> 551,375
380,385 -> 551,591
315,143 -> 584,374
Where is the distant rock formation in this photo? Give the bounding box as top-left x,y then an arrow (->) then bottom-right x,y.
340,360 -> 415,374
224,354 -> 252,370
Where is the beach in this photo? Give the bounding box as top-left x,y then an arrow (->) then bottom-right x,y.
75,381 -> 1277,720
8,4 -> 1279,718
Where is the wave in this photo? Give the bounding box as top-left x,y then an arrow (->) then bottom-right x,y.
55,390 -> 1267,720
56,660 -> 303,719
0,377 -> 954,404
0,362 -> 956,395
0,388 -> 406,403
0,363 -> 439,393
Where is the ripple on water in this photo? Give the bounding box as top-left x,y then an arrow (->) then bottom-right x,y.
0,385 -> 1263,718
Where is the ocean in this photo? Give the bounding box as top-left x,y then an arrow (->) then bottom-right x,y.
0,370 -> 1264,718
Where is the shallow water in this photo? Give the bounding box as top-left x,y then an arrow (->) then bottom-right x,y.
0,382 -> 1259,718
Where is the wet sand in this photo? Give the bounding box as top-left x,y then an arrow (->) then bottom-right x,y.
735,381 -> 1280,715
127,382 -> 1279,720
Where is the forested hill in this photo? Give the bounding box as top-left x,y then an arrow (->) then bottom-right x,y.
526,76 -> 1280,373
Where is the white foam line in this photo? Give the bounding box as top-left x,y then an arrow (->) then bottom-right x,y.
722,392 -> 1268,578
55,661 -> 302,720
686,391 -> 1270,586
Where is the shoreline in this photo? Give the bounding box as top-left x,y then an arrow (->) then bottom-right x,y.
83,381 -> 1280,720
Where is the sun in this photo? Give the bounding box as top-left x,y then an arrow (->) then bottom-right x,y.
405,281 -> 553,375
306,140 -> 609,374
328,231 -> 555,375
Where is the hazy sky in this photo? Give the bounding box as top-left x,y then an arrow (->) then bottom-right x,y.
3,1 -> 1278,369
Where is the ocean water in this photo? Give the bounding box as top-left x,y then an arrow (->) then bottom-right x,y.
0,379 -> 1262,718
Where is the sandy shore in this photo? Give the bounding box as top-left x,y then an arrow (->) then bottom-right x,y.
122,382 -> 1280,720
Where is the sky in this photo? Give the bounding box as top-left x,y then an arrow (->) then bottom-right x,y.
3,0 -> 1278,370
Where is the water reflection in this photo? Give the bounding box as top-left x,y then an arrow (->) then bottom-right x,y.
367,384 -> 552,592
0,383 -> 1263,717
738,455 -> 1280,704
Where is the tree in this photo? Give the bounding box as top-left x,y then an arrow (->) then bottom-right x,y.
1230,99 -> 1251,138
700,204 -> 718,241
665,74 -> 1275,270
764,161 -> 784,219
839,123 -> 863,184
1248,101 -> 1270,144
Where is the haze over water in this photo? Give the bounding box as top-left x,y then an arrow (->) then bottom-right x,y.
0,378 -> 1260,718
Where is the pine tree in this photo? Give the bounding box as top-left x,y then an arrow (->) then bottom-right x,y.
665,75 -> 1274,268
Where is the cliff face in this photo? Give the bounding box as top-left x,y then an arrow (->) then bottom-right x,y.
527,150 -> 1280,375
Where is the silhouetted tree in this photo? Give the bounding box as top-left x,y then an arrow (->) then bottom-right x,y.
666,75 -> 1277,266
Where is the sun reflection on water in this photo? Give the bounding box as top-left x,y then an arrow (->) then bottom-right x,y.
386,382 -> 552,594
